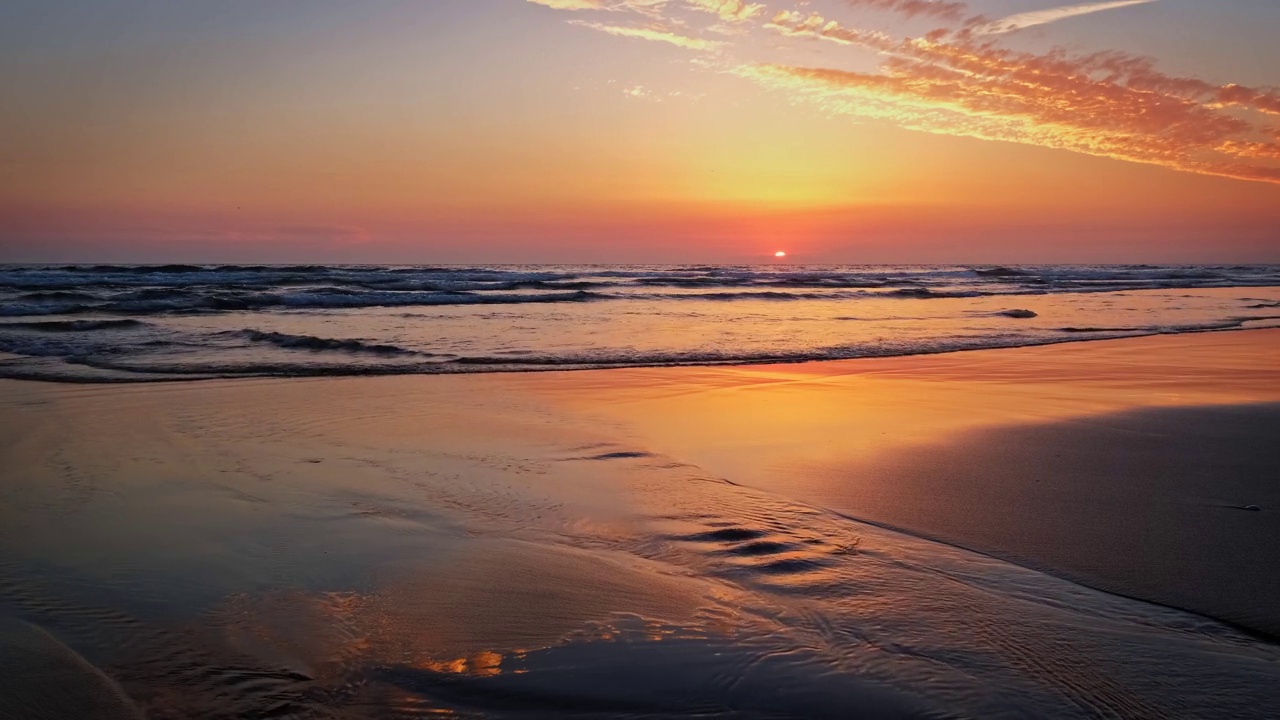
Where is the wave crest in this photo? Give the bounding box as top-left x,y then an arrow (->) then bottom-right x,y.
235,330 -> 420,356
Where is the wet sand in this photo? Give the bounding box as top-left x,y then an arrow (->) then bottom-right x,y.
1,330 -> 1279,717
0,617 -> 141,720
536,328 -> 1280,638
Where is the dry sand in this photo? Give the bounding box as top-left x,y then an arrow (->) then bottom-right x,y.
1,329 -> 1278,718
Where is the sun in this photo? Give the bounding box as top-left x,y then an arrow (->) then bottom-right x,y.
774,251 -> 787,258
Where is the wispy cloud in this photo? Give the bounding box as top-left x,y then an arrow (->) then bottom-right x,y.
528,0 -> 608,10
766,11 -> 895,46
527,0 -> 671,14
845,0 -> 969,22
685,0 -> 765,23
570,20 -> 724,50
757,11 -> 1280,184
971,0 -> 1160,36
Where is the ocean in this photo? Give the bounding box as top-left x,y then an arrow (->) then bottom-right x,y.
2,263 -> 1279,382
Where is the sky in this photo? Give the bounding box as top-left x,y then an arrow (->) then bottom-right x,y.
1,0 -> 1278,263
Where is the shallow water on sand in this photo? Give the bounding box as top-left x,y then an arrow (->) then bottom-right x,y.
2,333 -> 1280,718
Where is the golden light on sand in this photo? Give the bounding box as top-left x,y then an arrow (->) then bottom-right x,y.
775,251 -> 787,258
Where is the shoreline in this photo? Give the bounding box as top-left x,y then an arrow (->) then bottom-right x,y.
3,321 -> 1278,386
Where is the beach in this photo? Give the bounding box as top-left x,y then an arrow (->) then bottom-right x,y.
2,329 -> 1279,718
6,0 -> 1280,714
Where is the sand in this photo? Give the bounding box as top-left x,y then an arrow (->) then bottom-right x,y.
1,329 -> 1279,717
527,328 -> 1280,637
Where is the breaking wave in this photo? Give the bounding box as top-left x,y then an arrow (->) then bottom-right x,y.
235,330 -> 420,356
1,263 -> 1278,382
5,319 -> 145,332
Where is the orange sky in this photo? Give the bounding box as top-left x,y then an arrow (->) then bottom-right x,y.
1,0 -> 1278,262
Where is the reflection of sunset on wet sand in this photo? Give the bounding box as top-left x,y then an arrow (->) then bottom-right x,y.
3,330 -> 1280,716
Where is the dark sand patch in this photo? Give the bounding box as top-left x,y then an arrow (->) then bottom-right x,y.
807,403 -> 1280,638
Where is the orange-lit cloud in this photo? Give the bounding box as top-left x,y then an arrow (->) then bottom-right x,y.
845,0 -> 968,22
531,0 -> 1280,186
748,11 -> 1280,184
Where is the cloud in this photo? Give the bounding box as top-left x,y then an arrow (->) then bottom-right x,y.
685,0 -> 765,22
528,0 -> 609,9
527,0 -> 671,13
766,11 -> 895,46
570,20 -> 724,49
970,0 -> 1160,36
536,0 -> 1280,185
844,0 -> 969,22
756,12 -> 1280,184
